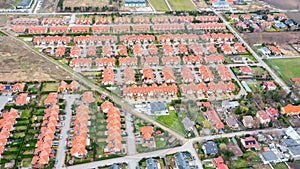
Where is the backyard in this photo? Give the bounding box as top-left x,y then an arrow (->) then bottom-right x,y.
156,109 -> 186,135
148,0 -> 169,11
266,58 -> 300,85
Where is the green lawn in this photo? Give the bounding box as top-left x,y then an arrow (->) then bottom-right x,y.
168,0 -> 196,11
155,136 -> 167,149
266,58 -> 300,85
156,110 -> 186,135
148,0 -> 170,11
42,83 -> 58,92
274,163 -> 288,169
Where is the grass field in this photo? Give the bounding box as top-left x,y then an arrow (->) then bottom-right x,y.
156,110 -> 186,135
168,0 -> 196,11
42,83 -> 58,92
266,58 -> 300,85
274,163 -> 288,169
148,0 -> 169,11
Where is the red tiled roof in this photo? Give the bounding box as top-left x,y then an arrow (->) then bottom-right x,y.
103,68 -> 114,85
95,57 -> 115,67
15,93 -> 29,105
206,110 -> 224,130
82,91 -> 95,103
44,92 -> 57,105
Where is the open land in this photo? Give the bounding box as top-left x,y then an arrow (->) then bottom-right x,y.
148,0 -> 169,11
168,0 -> 196,11
0,36 -> 72,82
265,58 -> 300,85
261,0 -> 300,10
243,32 -> 300,45
0,0 -> 20,9
39,0 -> 57,13
63,0 -> 117,11
287,12 -> 300,24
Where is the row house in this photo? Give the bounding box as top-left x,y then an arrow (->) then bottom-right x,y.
70,46 -> 81,58
101,102 -> 122,154
0,82 -> 26,92
187,23 -> 226,30
152,23 -> 185,32
132,25 -> 151,32
95,17 -> 112,24
162,56 -> 180,65
11,18 -> 39,25
178,44 -> 188,55
49,26 -> 68,34
123,83 -> 178,97
32,105 -> 59,167
142,56 -> 159,66
70,104 -> 89,158
202,33 -> 235,42
207,81 -> 235,94
74,35 -> 117,45
206,43 -> 218,54
169,16 -> 194,23
82,91 -> 95,104
57,80 -> 80,92
181,66 -> 194,83
133,44 -> 143,56
196,15 -> 219,22
181,82 -> 208,95
120,34 -> 155,44
70,25 -> 89,33
260,21 -> 272,30
123,68 -> 136,85
41,17 -> 67,26
92,25 -> 110,33
148,44 -> 158,55
95,57 -> 115,67
113,25 -> 130,33
199,65 -> 214,82
216,64 -> 232,81
239,66 -> 253,75
119,57 -> 137,66
69,58 -> 92,68
117,45 -> 127,56
75,17 -> 92,25
114,17 -> 131,24
275,13 -> 288,20
230,14 -> 240,22
44,92 -> 58,106
151,15 -> 169,23
269,46 -> 282,55
143,68 -> 155,84
0,108 -> 19,156
157,33 -> 199,43
205,54 -> 225,64
15,93 -> 30,106
190,44 -> 203,55
234,43 -> 246,53
162,44 -> 174,56
102,45 -> 113,57
28,26 -> 47,34
241,14 -> 251,21
33,36 -> 70,45
183,55 -> 202,65
133,16 -> 150,24
55,46 -> 65,57
11,25 -> 26,33
221,43 -> 233,55
103,68 -> 114,85
162,66 -> 176,83
87,46 -> 96,56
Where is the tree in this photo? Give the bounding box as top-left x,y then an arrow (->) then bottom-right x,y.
268,121 -> 273,127
203,120 -> 210,128
222,149 -> 235,161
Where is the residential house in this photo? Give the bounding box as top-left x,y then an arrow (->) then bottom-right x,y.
263,81 -> 276,91
82,91 -> 95,104
140,126 -> 155,147
227,142 -> 243,159
44,92 -> 57,106
15,93 -> 30,105
181,117 -> 195,131
241,136 -> 261,150
239,66 -> 253,75
266,107 -> 279,120
57,80 -> 80,92
243,116 -> 253,128
174,152 -> 190,169
205,110 -> 224,132
103,68 -> 114,85
256,110 -> 271,125
202,141 -> 218,156
226,117 -> 238,129
146,158 -> 159,169
282,104 -> 300,115
213,157 -> 229,169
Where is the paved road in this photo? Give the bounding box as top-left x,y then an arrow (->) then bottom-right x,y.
125,113 -> 137,156
56,94 -> 81,169
0,94 -> 12,111
214,9 -> 292,94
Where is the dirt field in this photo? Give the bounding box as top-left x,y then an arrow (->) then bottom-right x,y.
63,0 -> 116,11
39,0 -> 57,13
287,12 -> 300,24
260,0 -> 300,10
277,44 -> 300,56
234,1 -> 270,11
0,0 -> 19,9
243,32 -> 300,45
0,36 -> 72,82
192,0 -> 208,9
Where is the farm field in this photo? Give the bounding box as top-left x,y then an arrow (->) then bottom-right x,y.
261,0 -> 300,10
0,36 -> 72,82
244,32 -> 300,45
168,0 -> 196,11
148,0 -> 170,11
266,58 -> 300,85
